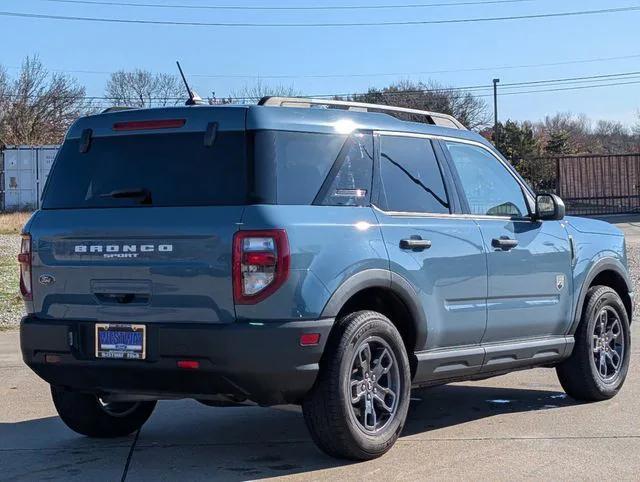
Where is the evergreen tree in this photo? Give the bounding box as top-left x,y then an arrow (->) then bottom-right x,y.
545,130 -> 573,156
496,120 -> 539,169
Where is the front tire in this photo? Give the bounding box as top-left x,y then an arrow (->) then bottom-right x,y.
302,310 -> 411,460
556,286 -> 631,401
51,386 -> 156,438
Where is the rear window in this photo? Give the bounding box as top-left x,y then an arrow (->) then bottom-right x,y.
42,131 -> 247,209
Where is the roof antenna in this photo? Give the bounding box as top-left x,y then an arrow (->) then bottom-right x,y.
176,61 -> 203,105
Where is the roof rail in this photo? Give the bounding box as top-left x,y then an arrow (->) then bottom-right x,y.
258,96 -> 466,130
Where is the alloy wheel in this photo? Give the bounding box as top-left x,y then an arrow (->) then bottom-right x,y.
592,306 -> 625,382
347,336 -> 401,434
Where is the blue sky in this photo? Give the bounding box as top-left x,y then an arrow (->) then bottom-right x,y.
2,0 -> 640,126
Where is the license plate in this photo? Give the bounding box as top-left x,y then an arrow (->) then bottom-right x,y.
95,323 -> 146,360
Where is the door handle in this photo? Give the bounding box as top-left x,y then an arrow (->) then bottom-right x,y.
492,236 -> 519,251
400,237 -> 432,251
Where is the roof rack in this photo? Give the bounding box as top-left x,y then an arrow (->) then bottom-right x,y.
101,106 -> 137,114
258,96 -> 466,130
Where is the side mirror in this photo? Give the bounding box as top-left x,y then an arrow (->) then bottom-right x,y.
535,193 -> 565,221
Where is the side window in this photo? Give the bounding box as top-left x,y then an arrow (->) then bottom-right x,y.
445,142 -> 529,218
319,133 -> 374,206
378,135 -> 449,214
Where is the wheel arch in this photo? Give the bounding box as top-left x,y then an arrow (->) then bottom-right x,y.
320,269 -> 427,356
571,258 -> 634,334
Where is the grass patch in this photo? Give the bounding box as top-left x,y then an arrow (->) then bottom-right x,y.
0,212 -> 32,235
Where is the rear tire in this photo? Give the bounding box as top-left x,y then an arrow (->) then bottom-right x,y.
302,310 -> 411,460
51,386 -> 156,438
556,286 -> 631,402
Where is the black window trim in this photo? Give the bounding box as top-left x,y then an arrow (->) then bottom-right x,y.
371,132 -> 455,216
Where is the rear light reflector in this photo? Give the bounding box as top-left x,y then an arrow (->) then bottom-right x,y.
177,360 -> 200,370
45,354 -> 61,364
300,333 -> 321,346
233,230 -> 290,305
113,119 -> 186,131
18,234 -> 32,301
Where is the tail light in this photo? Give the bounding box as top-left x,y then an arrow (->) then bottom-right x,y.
18,234 -> 32,301
233,230 -> 290,305
112,119 -> 186,131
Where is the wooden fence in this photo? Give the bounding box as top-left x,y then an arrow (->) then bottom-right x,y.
532,154 -> 640,216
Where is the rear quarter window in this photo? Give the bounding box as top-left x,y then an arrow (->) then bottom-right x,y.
253,130 -> 347,205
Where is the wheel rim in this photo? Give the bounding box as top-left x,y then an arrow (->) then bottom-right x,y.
347,336 -> 400,434
592,306 -> 625,382
97,398 -> 140,418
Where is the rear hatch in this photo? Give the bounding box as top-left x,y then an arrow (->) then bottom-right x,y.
29,106 -> 247,324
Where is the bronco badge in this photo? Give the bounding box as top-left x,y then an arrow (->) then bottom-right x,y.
556,274 -> 566,291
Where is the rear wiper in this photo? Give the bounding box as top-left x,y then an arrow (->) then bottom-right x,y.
99,188 -> 152,205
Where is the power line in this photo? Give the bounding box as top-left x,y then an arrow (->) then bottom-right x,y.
37,0 -> 538,11
487,79 -> 640,97
500,70 -> 640,88
7,52 -> 640,80
6,71 -> 640,101
190,53 -> 640,79
309,70 -> 640,97
2,5 -> 640,27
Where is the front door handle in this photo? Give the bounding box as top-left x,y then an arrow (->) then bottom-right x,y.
492,236 -> 519,251
400,237 -> 432,251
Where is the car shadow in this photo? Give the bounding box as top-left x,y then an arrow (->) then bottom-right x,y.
0,383 -> 578,480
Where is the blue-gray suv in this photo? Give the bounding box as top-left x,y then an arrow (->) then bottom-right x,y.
19,97 -> 634,460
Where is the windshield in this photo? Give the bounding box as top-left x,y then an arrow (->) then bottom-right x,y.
42,131 -> 247,209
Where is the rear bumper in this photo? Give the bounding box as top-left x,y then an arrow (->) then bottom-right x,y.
20,316 -> 334,405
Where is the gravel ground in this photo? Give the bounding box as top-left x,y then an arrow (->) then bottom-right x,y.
0,234 -> 23,327
626,239 -> 640,322
0,227 -> 637,327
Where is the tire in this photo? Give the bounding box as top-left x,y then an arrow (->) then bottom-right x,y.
51,386 -> 157,438
302,310 -> 411,460
557,286 -> 631,402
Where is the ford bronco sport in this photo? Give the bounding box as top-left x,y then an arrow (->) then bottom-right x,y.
19,97 -> 633,460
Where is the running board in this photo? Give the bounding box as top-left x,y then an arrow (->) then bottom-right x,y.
413,336 -> 574,384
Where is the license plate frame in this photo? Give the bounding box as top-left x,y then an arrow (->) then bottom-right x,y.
95,323 -> 146,360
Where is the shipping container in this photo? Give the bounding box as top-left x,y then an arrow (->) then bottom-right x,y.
1,146 -> 59,211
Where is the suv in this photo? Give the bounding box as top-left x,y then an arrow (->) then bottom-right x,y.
20,97 -> 633,460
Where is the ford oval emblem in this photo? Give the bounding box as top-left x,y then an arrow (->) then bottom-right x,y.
39,274 -> 56,286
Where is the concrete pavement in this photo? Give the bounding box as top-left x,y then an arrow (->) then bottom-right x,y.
2,326 -> 639,481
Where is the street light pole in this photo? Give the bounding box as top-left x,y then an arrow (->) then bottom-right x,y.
493,78 -> 500,146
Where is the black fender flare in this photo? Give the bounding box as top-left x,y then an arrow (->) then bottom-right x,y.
320,269 -> 428,350
570,257 -> 634,334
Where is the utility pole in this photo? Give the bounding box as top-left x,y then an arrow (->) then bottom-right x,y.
493,78 -> 500,146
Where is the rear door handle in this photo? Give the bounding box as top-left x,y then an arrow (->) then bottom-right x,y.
492,236 -> 519,251
400,237 -> 432,251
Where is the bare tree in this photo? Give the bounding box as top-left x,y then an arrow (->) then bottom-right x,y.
345,80 -> 490,131
105,69 -> 185,108
634,110 -> 640,136
530,113 -> 639,154
0,56 -> 88,146
227,79 -> 301,104
0,66 -> 10,129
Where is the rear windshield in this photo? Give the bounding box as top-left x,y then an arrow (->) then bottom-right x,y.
42,131 -> 247,209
